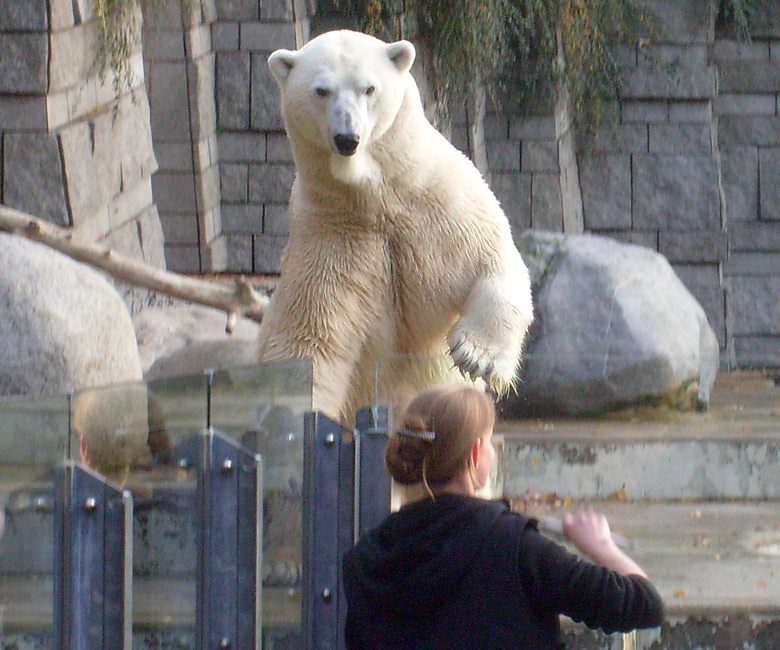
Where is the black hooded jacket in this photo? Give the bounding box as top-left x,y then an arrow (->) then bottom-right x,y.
343,494 -> 663,650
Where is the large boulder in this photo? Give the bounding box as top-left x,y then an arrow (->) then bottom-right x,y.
133,304 -> 260,380
0,233 -> 142,397
502,231 -> 719,416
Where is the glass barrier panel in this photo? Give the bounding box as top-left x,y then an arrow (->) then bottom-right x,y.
71,375 -> 210,647
0,393 -> 70,648
373,354 -> 459,430
209,359 -> 312,646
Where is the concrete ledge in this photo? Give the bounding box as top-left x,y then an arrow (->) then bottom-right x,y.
500,371 -> 780,500
511,500 -> 780,618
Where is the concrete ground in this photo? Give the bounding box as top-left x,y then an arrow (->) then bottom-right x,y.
498,369 -> 780,647
512,500 -> 780,616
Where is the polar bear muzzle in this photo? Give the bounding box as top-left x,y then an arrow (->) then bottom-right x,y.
333,133 -> 360,156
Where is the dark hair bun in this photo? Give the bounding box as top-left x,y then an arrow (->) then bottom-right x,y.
385,432 -> 430,484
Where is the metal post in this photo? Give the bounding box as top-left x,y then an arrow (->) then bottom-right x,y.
302,412 -> 355,650
197,427 -> 263,650
355,407 -> 390,539
53,462 -> 132,650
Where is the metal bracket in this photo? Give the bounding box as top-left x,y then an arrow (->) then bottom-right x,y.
302,412 -> 355,650
355,407 -> 390,539
197,427 -> 263,650
53,461 -> 132,650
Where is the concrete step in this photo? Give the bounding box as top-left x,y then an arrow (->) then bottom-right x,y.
497,370 -> 780,501
493,371 -> 780,648
499,427 -> 780,500
513,500 -> 780,615
511,500 -> 780,650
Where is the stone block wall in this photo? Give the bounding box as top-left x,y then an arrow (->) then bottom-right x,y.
470,0 -> 780,366
714,3 -> 780,366
143,0 -> 226,272
137,0 -> 780,367
209,0 -> 307,273
0,0 -> 165,312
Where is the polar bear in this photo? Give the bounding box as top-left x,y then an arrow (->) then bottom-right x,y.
262,29 -> 533,423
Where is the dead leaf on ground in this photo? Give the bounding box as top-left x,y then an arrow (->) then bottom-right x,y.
693,534 -> 711,547
606,490 -> 628,502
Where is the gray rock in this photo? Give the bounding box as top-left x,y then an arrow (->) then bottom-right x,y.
503,231 -> 719,416
144,339 -> 258,381
222,203 -> 261,233
718,116 -> 780,147
638,0 -> 714,44
632,154 -> 720,231
731,221 -> 780,251
216,51 -> 251,130
261,0 -> 293,21
649,123 -> 712,154
217,0 -> 258,20
250,54 -> 284,130
659,231 -> 728,264
0,234 -> 142,397
720,146 -> 759,222
254,233 -> 287,274
748,0 -> 780,39
719,61 -> 780,94
727,275 -> 780,337
490,173 -> 532,234
3,133 -> 69,226
522,140 -> 557,173
225,234 -> 254,273
580,155 -> 631,230
759,148 -> 780,220
530,174 -> 563,231
0,34 -> 48,94
0,0 -> 47,31
133,304 -> 261,378
247,162 -> 295,203
620,65 -> 716,100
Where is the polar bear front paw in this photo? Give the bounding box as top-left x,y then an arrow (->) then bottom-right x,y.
448,333 -> 517,396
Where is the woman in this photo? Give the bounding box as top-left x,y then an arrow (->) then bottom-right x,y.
343,384 -> 663,649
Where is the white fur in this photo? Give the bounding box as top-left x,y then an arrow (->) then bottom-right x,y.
262,30 -> 533,422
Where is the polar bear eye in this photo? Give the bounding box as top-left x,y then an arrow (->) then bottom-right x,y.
366,85 -> 376,96
315,87 -> 330,97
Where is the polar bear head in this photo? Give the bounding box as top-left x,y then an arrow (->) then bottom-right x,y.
268,30 -> 416,183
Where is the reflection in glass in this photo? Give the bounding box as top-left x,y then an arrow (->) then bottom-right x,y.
0,394 -> 69,647
71,376 -> 209,645
210,360 -> 312,643
0,361 -> 314,647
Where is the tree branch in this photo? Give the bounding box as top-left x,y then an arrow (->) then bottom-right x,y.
0,205 -> 269,332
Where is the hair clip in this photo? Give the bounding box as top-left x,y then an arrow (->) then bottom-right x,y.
397,428 -> 436,442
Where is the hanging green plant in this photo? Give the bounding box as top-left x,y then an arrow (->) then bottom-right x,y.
92,0 -> 759,129
341,0 -> 758,143
344,0 -> 647,139
407,0 -> 520,110
508,0 -> 648,141
715,0 -> 759,39
94,0 -> 143,94
94,0 -> 187,96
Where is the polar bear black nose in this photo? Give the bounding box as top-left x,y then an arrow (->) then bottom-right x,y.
334,133 -> 360,156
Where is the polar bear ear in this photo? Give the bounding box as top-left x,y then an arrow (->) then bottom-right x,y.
386,40 -> 416,74
268,49 -> 298,83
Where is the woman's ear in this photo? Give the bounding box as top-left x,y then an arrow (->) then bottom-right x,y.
471,437 -> 482,467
